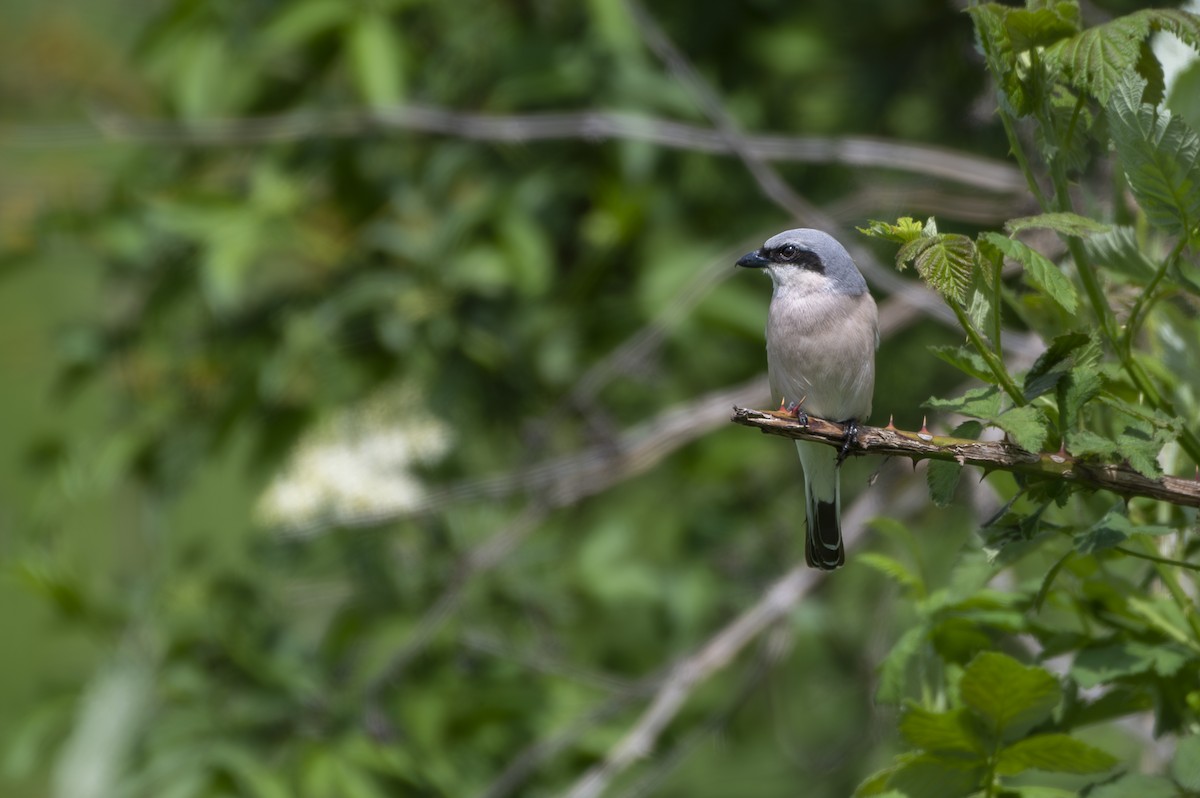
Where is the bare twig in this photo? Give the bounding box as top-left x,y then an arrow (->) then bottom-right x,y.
731,407 -> 1200,509
0,104 -> 1023,193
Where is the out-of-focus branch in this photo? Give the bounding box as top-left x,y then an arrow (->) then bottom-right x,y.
0,103 -> 1025,193
559,457 -> 932,798
731,407 -> 1200,509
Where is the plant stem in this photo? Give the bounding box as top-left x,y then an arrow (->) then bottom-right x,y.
1048,164 -> 1200,464
1113,545 -> 1200,573
1122,236 -> 1188,355
997,110 -> 1048,208
1133,538 -> 1200,644
950,300 -> 1025,406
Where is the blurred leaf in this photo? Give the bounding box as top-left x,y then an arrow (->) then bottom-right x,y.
899,705 -> 984,756
1172,735 -> 1200,790
994,733 -> 1117,775
1072,640 -> 1191,688
1089,774 -> 1180,798
1004,213 -> 1108,237
1082,227 -> 1156,282
346,12 -> 404,108
877,626 -> 927,705
960,651 -> 1061,740
1074,506 -> 1174,554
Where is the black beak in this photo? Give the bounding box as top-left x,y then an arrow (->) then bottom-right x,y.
736,250 -> 769,269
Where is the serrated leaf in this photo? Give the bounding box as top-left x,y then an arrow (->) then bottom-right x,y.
1004,213 -> 1109,237
1109,73 -> 1200,237
1045,12 -> 1151,103
925,385 -> 1003,419
1172,735 -> 1200,790
1074,506 -> 1173,553
1082,226 -> 1156,281
858,217 -> 925,244
960,652 -> 1061,740
912,234 -> 976,304
995,405 -> 1050,452
1072,640 -> 1190,688
1116,426 -> 1165,477
1068,428 -> 1119,459
1005,5 -> 1080,51
1056,365 -> 1101,432
899,705 -> 985,756
995,733 -> 1117,776
927,459 -> 962,508
982,233 -> 1078,314
930,345 -> 995,383
1024,332 -> 1090,401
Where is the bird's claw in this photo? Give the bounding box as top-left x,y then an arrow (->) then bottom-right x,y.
836,418 -> 860,467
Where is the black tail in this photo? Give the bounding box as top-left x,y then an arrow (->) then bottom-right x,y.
804,499 -> 845,570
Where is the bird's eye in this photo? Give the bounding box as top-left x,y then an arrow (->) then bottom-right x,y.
778,244 -> 799,261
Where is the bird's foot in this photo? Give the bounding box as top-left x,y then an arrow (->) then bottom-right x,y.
836,418 -> 860,467
780,395 -> 808,426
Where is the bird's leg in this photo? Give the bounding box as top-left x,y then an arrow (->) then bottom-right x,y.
836,418 -> 860,467
784,395 -> 808,427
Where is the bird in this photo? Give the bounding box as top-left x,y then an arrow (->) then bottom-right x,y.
736,229 -> 878,570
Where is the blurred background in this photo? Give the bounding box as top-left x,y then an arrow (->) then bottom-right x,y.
0,1 -> 1184,796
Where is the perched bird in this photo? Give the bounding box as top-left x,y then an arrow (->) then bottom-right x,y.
737,229 -> 878,569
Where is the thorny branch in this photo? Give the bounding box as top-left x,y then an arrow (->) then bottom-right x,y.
731,407 -> 1200,509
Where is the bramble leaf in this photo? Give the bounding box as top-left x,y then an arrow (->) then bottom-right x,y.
960,652 -> 1061,740
899,705 -> 985,756
981,233 -> 1078,314
858,217 -> 926,244
1004,213 -> 1109,237
1108,73 -> 1200,238
995,405 -> 1050,452
995,733 -> 1117,775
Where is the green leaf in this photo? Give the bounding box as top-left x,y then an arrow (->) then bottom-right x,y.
1089,774 -> 1180,798
877,625 -> 926,705
995,733 -> 1117,775
1172,735 -> 1200,790
925,385 -> 1003,419
904,234 -> 976,304
886,754 -> 984,798
1056,365 -> 1101,432
1044,12 -> 1151,103
1023,331 -> 1090,401
899,705 -> 985,756
346,12 -> 404,108
1004,213 -> 1109,237
858,216 -> 926,244
960,652 -> 1061,740
995,405 -> 1050,452
930,345 -> 995,383
859,553 -> 924,594
1072,640 -> 1190,688
1108,73 -> 1200,237
1004,5 -> 1079,51
1115,426 -> 1167,478
927,459 -> 962,508
1082,226 -> 1156,281
1074,506 -> 1175,553
981,233 -> 1078,314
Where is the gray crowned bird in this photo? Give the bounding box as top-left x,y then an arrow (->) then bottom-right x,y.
737,229 -> 878,569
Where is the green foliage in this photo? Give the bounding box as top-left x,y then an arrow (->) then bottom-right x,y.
5,1 -> 1200,797
859,652 -> 1116,796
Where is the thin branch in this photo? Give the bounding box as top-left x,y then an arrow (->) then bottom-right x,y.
731,407 -> 1200,509
0,103 -> 1026,193
559,462 -> 931,798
